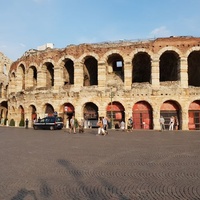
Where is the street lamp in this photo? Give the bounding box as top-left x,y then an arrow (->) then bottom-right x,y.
110,87 -> 115,129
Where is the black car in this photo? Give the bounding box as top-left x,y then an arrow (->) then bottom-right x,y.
33,116 -> 64,130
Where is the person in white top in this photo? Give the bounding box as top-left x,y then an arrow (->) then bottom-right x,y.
120,120 -> 125,131
169,116 -> 174,130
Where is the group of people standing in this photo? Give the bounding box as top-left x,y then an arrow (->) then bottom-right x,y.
69,116 -> 84,134
159,115 -> 179,131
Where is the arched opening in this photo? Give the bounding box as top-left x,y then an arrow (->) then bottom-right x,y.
132,52 -> 151,83
45,104 -> 54,116
188,51 -> 200,87
29,105 -> 37,123
83,57 -> 98,86
0,101 -> 8,124
27,66 -> 37,88
45,62 -> 54,88
83,102 -> 98,128
63,103 -> 75,128
63,59 -> 74,85
132,101 -> 153,129
0,83 -> 3,98
188,100 -> 200,130
160,100 -> 181,130
18,64 -> 25,90
106,101 -> 125,129
159,51 -> 180,82
107,54 -> 124,83
18,105 -> 25,125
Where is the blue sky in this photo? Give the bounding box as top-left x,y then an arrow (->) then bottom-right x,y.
1,0 -> 200,61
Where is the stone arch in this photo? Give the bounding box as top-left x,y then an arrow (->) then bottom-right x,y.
83,102 -> 99,128
188,50 -> 200,86
28,104 -> 37,126
157,46 -> 183,57
44,103 -> 55,116
160,100 -> 181,130
78,52 -> 99,63
16,64 -> 25,90
82,56 -> 98,86
27,65 -> 37,88
61,103 -> 75,128
58,55 -> 76,87
106,52 -> 124,83
132,52 -> 151,83
0,101 -> 8,124
9,72 -> 16,94
132,101 -> 153,129
41,62 -> 54,88
106,101 -> 125,129
18,105 -> 25,125
159,50 -> 180,82
188,100 -> 200,130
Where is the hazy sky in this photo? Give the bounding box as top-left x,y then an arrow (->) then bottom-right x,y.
1,0 -> 200,60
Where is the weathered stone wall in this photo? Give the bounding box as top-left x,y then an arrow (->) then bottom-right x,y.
7,36 -> 200,130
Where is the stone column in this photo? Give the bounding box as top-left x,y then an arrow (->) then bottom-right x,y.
53,64 -> 63,91
74,61 -> 83,88
180,57 -> 188,88
37,68 -> 46,88
151,58 -> 160,89
181,108 -> 189,130
98,60 -> 106,90
124,60 -> 132,90
153,106 -> 161,130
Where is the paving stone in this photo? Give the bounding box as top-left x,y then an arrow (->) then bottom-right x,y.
0,127 -> 200,200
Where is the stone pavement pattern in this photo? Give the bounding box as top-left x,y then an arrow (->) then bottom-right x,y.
0,127 -> 200,200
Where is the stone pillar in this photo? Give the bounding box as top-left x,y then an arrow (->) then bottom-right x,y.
37,69 -> 46,88
181,108 -> 189,130
124,61 -> 132,90
152,106 -> 160,130
98,61 -> 106,89
74,62 -> 83,88
180,57 -> 188,88
151,58 -> 160,89
53,64 -> 63,91
25,70 -> 33,88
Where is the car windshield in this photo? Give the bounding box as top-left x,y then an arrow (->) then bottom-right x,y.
56,117 -> 63,122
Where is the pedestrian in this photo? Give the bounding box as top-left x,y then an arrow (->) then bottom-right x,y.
174,116 -> 179,130
120,120 -> 125,131
96,117 -> 105,136
127,117 -> 133,132
70,116 -> 76,134
159,116 -> 165,131
25,118 -> 29,129
102,116 -> 108,135
79,119 -> 84,133
169,116 -> 174,130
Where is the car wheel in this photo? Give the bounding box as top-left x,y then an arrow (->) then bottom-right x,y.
50,126 -> 54,130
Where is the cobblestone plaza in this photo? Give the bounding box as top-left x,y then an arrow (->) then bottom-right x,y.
0,127 -> 200,200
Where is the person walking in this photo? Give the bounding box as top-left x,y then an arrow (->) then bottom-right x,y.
102,116 -> 108,135
120,120 -> 125,131
169,116 -> 175,131
96,117 -> 105,136
25,118 -> 29,129
127,118 -> 133,132
174,116 -> 179,130
159,116 -> 165,131
70,116 -> 76,134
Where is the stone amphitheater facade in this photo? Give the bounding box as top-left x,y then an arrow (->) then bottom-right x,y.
0,52 -> 12,124
4,36 -> 200,130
